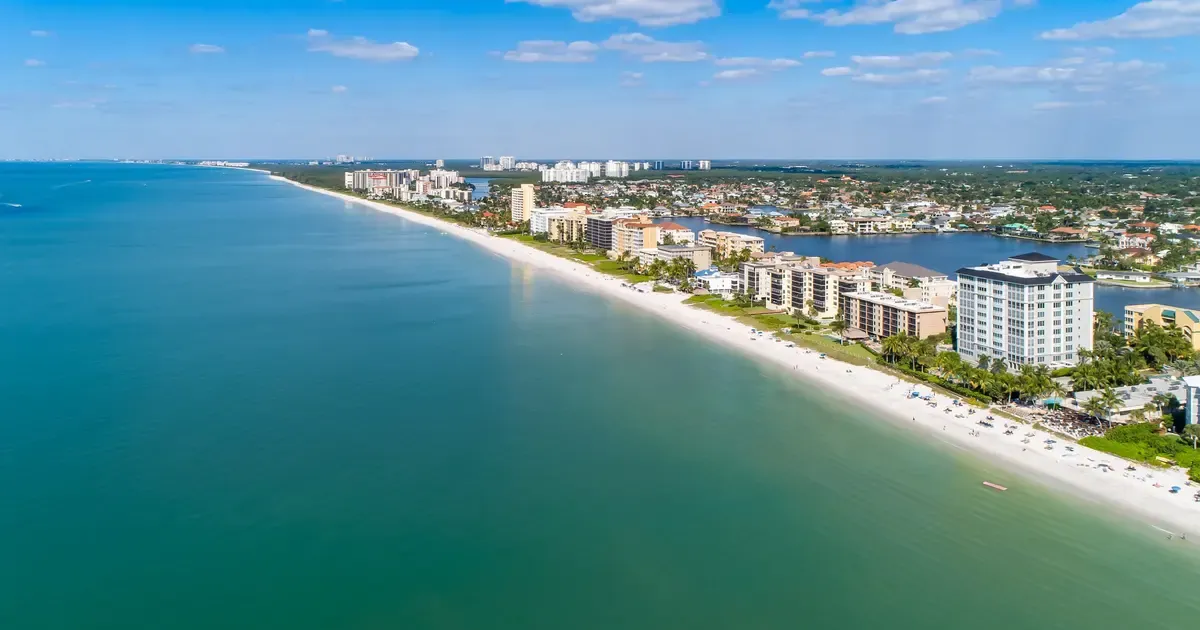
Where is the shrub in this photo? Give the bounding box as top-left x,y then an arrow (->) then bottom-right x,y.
1191,465 -> 1200,483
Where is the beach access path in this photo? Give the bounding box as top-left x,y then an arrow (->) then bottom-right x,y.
274,175 -> 1200,539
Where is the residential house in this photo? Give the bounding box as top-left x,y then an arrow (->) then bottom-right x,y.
1118,232 -> 1156,249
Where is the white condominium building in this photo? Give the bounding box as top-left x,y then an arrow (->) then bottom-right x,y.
698,160 -> 711,170
344,169 -> 418,191
956,253 -> 1095,367
499,156 -> 516,170
529,207 -> 570,235
511,183 -> 535,223
542,167 -> 590,183
604,160 -> 630,178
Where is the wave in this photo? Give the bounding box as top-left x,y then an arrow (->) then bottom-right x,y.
1,203 -> 21,208
52,179 -> 92,189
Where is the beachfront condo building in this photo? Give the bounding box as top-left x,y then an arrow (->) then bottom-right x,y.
869,261 -> 957,307
655,222 -> 696,245
741,257 -> 871,318
956,253 -> 1095,367
1124,304 -> 1200,350
612,221 -> 660,256
528,207 -> 571,236
547,209 -> 587,244
697,229 -> 765,259
511,184 -> 535,223
840,291 -> 948,341
586,216 -> 616,252
637,245 -> 713,271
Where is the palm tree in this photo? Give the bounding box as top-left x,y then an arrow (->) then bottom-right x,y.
1049,381 -> 1068,408
881,334 -> 907,366
977,355 -> 991,372
1097,387 -> 1121,428
830,317 -> 848,345
1081,397 -> 1108,424
1150,392 -> 1175,426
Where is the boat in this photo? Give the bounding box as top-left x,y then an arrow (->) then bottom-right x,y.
983,481 -> 1008,491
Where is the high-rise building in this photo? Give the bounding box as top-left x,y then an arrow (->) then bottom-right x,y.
481,156 -> 496,169
511,183 -> 536,223
653,160 -> 664,170
541,167 -> 590,183
435,159 -> 445,168
499,156 -> 516,170
680,160 -> 695,170
698,160 -> 712,170
604,160 -> 629,178
956,253 -> 1095,367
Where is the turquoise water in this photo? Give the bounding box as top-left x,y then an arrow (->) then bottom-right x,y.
2,164 -> 1199,629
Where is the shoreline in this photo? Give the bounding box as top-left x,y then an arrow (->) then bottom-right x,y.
270,174 -> 1200,539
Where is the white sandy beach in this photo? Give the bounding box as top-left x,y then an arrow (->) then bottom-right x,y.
275,175 -> 1200,539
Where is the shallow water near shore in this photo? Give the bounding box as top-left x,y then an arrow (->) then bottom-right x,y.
2,164 -> 1199,630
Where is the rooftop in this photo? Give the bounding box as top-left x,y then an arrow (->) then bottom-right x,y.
1008,252 -> 1058,262
846,291 -> 946,313
1075,376 -> 1185,415
875,261 -> 946,279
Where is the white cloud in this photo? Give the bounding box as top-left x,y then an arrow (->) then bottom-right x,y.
1041,0 -> 1200,40
307,29 -> 419,62
921,95 -> 949,103
189,44 -> 225,54
850,51 -> 952,68
331,85 -> 348,93
969,65 -> 1077,83
1069,46 -> 1116,56
30,30 -> 51,37
715,57 -> 801,68
53,98 -> 105,109
503,40 -> 599,63
969,58 -> 1162,87
768,0 -> 823,18
803,50 -> 836,58
1033,100 -> 1104,110
852,68 -> 947,84
24,59 -> 45,67
620,71 -> 645,86
775,0 -> 1022,34
509,0 -> 720,26
602,33 -> 708,62
821,66 -> 854,76
714,68 -> 762,80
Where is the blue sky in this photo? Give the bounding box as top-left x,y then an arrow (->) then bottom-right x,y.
4,0 -> 1199,159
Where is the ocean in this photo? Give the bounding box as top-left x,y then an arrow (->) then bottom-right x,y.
2,164 -> 1198,629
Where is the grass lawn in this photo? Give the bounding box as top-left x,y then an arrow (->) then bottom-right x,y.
497,234 -> 653,281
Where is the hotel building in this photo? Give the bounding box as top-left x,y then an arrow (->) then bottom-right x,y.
840,291 -> 947,340
956,253 -> 1095,367
637,245 -> 713,271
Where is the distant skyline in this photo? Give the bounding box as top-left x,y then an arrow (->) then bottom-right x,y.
4,0 -> 1200,160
